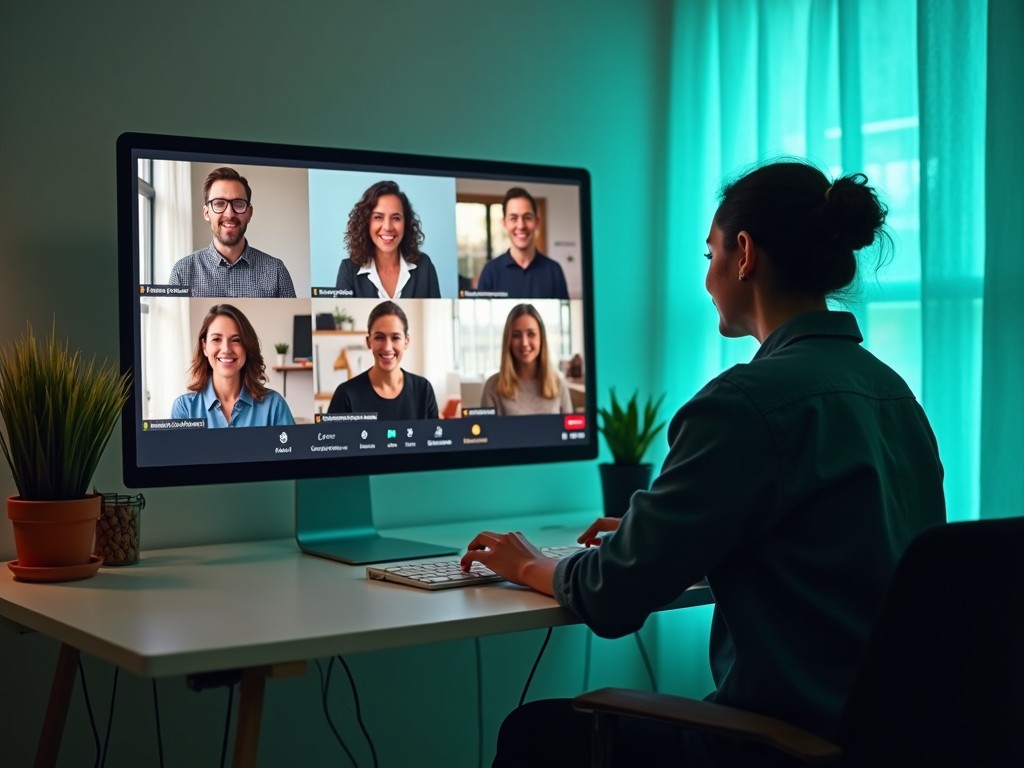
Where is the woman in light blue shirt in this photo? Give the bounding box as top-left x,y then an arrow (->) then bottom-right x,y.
171,303 -> 294,428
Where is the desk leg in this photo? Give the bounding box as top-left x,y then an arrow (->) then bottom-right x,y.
233,661 -> 307,768
233,667 -> 266,768
35,643 -> 80,768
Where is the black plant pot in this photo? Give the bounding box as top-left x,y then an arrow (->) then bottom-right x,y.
598,463 -> 654,518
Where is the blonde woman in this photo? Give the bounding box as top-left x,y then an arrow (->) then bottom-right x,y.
480,304 -> 572,415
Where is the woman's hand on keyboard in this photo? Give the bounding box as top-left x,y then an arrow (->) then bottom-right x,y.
460,531 -> 558,596
577,517 -> 621,548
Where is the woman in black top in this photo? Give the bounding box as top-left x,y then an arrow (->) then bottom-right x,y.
334,180 -> 441,298
326,300 -> 438,419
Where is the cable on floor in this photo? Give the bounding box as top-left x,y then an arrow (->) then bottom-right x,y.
316,657 -> 359,767
337,655 -> 379,768
219,682 -> 235,768
100,666 -> 120,767
634,631 -> 658,692
77,657 -> 101,768
151,679 -> 165,768
519,626 -> 554,708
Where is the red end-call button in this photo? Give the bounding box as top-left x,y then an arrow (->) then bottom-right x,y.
564,415 -> 586,431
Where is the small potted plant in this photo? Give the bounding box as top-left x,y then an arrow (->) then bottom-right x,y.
0,323 -> 130,580
596,388 -> 666,517
333,306 -> 355,332
273,342 -> 289,367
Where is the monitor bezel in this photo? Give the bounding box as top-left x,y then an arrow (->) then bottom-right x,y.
116,131 -> 597,489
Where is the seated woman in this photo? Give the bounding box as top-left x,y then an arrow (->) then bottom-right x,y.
327,300 -> 438,419
171,303 -> 295,428
480,303 -> 572,415
463,160 -> 946,766
335,180 -> 441,298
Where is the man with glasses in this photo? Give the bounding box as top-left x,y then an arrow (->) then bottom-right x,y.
168,167 -> 297,297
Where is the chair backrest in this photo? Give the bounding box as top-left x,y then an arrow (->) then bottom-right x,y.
840,516 -> 1024,767
440,396 -> 461,419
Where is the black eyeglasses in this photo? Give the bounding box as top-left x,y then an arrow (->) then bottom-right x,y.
205,198 -> 251,214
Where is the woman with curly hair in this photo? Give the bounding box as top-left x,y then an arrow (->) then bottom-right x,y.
171,303 -> 295,428
334,180 -> 441,298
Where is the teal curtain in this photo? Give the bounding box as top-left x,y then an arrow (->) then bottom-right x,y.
662,0 -> 1006,521
917,0 -> 987,521
980,0 -> 1024,517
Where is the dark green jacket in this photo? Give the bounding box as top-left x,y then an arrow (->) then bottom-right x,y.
555,310 -> 945,740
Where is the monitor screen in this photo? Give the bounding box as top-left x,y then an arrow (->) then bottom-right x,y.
117,132 -> 596,562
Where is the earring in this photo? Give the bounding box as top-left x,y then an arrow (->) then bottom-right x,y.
738,271 -> 747,281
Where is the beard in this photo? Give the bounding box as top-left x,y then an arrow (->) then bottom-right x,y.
215,220 -> 247,248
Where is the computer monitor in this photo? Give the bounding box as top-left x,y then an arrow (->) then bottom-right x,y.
117,132 -> 596,564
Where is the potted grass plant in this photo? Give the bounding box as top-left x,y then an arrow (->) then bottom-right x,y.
0,323 -> 130,580
596,388 -> 666,517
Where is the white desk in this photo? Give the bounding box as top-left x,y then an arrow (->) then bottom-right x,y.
0,512 -> 712,766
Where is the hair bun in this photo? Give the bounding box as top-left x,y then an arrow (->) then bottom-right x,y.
715,159 -> 891,298
820,173 -> 888,251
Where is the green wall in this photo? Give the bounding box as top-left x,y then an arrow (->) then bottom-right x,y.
0,2 -> 715,766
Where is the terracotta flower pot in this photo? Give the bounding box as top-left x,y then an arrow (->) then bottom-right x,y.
7,495 -> 101,568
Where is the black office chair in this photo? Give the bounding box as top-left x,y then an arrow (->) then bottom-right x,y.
573,516 -> 1024,767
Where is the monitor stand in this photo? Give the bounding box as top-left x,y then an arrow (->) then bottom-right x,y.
295,476 -> 458,565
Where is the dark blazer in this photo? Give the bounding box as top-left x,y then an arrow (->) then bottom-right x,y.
335,253 -> 441,298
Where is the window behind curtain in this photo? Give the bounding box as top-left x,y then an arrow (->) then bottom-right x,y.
665,0 -> 986,519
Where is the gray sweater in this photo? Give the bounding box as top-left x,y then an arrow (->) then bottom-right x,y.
480,373 -> 572,415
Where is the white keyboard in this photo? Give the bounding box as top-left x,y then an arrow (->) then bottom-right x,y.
366,546 -> 585,590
